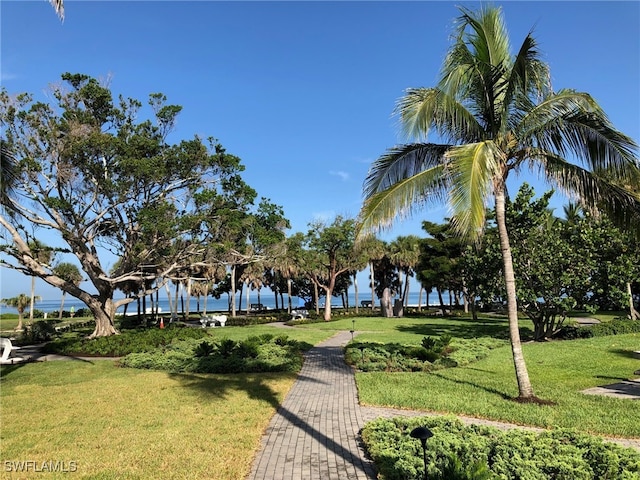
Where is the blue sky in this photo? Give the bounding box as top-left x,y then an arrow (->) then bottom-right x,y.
1,1 -> 639,300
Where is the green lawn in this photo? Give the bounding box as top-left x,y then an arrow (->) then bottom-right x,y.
1,314 -> 637,480
1,360 -> 297,479
341,315 -> 640,437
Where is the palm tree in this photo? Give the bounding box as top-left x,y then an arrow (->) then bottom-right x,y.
27,240 -> 54,324
52,262 -> 83,320
359,6 -> 639,401
389,235 -> 421,313
2,293 -> 37,331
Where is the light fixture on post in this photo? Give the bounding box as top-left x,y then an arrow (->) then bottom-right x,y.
410,426 -> 433,480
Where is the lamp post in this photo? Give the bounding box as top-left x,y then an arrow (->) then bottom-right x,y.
410,426 -> 433,480
350,318 -> 355,340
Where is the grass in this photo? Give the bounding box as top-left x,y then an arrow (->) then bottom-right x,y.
351,319 -> 640,438
0,324 -> 335,479
0,360 -> 297,480
1,312 -> 638,479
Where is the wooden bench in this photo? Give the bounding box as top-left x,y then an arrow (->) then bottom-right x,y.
0,337 -> 25,364
360,301 -> 373,308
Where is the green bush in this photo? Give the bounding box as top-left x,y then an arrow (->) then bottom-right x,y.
558,318 -> 640,339
345,337 -> 506,373
42,327 -> 209,356
119,334 -> 308,374
362,416 -> 640,480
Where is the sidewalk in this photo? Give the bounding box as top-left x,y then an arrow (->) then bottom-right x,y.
248,330 -> 640,480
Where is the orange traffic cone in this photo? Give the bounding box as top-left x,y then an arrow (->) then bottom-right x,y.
159,318 -> 165,329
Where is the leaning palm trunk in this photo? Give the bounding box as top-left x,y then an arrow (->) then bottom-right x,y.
495,182 -> 534,399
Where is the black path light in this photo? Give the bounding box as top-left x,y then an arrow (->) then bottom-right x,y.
410,426 -> 433,480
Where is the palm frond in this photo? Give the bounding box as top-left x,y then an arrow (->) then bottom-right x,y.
536,152 -> 640,234
362,143 -> 450,198
446,141 -> 501,238
517,90 -> 639,174
49,0 -> 64,21
395,88 -> 483,143
359,144 -> 451,237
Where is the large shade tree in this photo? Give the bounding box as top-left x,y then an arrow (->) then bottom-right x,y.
359,6 -> 640,401
0,73 -> 261,337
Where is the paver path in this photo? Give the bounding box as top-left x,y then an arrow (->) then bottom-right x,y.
248,330 -> 640,480
248,331 -> 376,479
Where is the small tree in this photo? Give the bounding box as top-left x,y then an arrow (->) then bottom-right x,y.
1,293 -> 35,331
302,216 -> 357,321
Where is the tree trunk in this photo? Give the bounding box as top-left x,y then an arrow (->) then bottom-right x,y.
322,285 -> 332,321
314,283 -> 320,315
380,287 -> 393,317
418,287 -> 423,312
29,276 -> 36,323
88,297 -> 118,338
495,180 -> 535,399
437,288 -> 445,310
15,310 -> 24,331
354,273 -> 359,314
59,291 -> 66,321
287,278 -> 293,313
231,266 -> 237,317
245,280 -> 250,315
185,277 -> 192,320
628,282 -> 639,320
403,273 -> 410,307
369,262 -> 376,310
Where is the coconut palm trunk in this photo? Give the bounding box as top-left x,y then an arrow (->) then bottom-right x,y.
495,179 -> 534,398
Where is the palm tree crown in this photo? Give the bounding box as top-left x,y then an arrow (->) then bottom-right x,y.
360,5 -> 639,239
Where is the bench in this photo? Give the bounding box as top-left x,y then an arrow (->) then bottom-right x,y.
250,303 -> 266,312
0,337 -> 25,364
200,315 -> 227,328
360,300 -> 373,308
291,309 -> 309,320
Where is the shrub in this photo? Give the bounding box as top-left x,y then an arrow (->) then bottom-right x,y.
43,327 -> 209,356
345,337 -> 506,373
362,416 -> 640,480
558,318 -> 640,339
119,334 -> 308,374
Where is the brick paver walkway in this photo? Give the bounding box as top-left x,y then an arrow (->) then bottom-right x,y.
248,331 -> 376,479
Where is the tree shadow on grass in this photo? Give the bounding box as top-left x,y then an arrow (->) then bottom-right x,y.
608,348 -> 640,360
395,317 -> 533,341
167,371 -> 286,409
430,371 -> 513,400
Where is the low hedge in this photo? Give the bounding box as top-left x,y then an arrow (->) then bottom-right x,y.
345,337 -> 506,373
558,318 -> 640,340
362,416 -> 640,480
119,334 -> 312,374
42,324 -> 209,356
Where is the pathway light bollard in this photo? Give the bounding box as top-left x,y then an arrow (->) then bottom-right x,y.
410,426 -> 433,480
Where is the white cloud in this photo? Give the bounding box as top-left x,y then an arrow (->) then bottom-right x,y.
329,170 -> 349,181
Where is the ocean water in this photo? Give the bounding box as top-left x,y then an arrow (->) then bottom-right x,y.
0,290 -> 444,316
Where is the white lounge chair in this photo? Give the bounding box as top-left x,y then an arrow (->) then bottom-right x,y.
0,337 -> 25,365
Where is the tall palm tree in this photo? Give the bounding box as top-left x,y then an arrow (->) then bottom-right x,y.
1,293 -> 37,331
389,235 -> 421,312
359,6 -> 639,400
